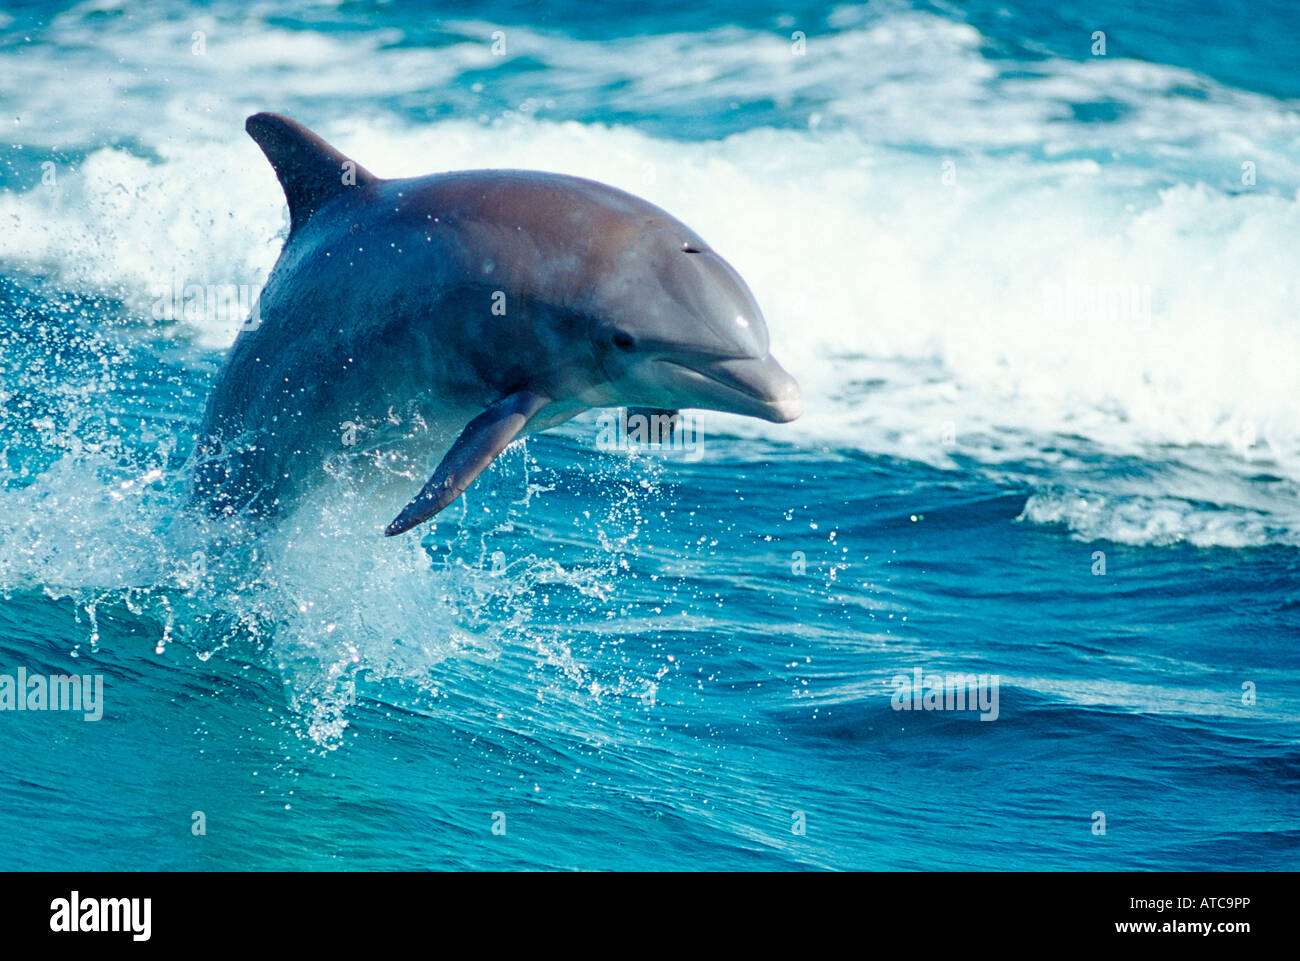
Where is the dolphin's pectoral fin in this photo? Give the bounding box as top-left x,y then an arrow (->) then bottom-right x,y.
384,391 -> 550,536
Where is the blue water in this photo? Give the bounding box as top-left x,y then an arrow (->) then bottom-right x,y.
1,0 -> 1298,870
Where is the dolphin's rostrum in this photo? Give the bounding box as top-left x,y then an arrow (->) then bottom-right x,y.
190,113 -> 802,535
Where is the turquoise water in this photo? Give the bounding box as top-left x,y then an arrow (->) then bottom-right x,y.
1,0 -> 1298,870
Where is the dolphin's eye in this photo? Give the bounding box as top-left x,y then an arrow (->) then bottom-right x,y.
612,331 -> 637,351
681,243 -> 702,254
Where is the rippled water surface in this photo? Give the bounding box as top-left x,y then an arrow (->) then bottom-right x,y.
0,0 -> 1297,869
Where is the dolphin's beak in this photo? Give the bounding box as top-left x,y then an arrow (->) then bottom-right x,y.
661,354 -> 803,423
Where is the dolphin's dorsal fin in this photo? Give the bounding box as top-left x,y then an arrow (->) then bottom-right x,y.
245,112 -> 380,235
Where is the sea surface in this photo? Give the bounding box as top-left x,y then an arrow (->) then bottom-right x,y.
0,0 -> 1297,870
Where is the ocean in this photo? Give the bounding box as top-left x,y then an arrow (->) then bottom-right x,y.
0,0 -> 1296,870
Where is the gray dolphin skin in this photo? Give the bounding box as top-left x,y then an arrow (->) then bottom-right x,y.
190,113 -> 802,536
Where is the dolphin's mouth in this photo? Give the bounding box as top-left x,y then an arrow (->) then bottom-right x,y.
659,355 -> 803,423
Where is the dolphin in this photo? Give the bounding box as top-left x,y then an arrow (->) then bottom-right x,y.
190,113 -> 802,536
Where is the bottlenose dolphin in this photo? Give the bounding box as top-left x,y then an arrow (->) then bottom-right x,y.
191,113 -> 802,536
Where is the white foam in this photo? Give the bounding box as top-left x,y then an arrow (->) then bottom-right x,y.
1018,491 -> 1300,549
